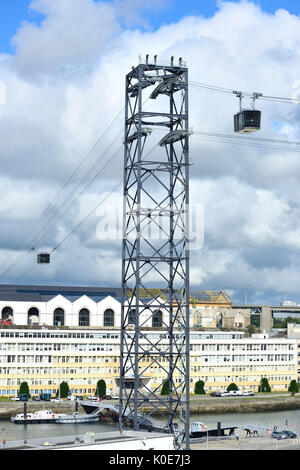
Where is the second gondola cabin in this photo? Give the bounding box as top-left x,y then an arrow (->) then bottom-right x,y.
234,109 -> 261,134
37,253 -> 50,264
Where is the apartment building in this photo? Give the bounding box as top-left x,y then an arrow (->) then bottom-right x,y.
0,327 -> 296,397
0,285 -> 296,397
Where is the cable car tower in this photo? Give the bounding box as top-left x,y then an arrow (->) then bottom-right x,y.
119,55 -> 190,449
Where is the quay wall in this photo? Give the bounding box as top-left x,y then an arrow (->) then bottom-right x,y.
142,396 -> 300,416
188,396 -> 300,415
1,396 -> 300,420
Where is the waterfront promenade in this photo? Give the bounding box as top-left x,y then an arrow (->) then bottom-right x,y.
190,436 -> 300,450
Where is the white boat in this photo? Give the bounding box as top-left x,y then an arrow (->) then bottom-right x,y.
55,411 -> 100,424
11,409 -> 64,424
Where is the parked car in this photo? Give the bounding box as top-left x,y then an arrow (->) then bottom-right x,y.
242,391 -> 255,396
271,431 -> 288,439
228,390 -> 243,396
75,395 -> 84,400
10,396 -> 20,401
210,392 -> 219,397
32,396 -> 41,401
67,395 -> 76,401
40,393 -> 51,401
111,395 -> 119,400
281,430 -> 297,439
87,396 -> 98,401
51,398 -> 63,403
19,394 -> 29,401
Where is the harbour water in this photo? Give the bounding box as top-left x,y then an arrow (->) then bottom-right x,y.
0,419 -> 118,443
190,408 -> 300,433
1,408 -> 300,443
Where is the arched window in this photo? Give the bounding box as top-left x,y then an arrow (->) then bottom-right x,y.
28,307 -> 39,326
104,309 -> 114,327
79,308 -> 90,327
128,309 -> 136,325
2,306 -> 13,321
54,308 -> 64,326
152,310 -> 163,328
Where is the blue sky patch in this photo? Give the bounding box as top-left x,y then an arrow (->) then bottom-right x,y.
1,1 -> 300,54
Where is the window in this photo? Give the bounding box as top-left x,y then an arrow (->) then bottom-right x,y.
128,310 -> 135,325
28,307 -> 39,326
1,306 -> 13,321
104,309 -> 114,327
79,309 -> 89,327
152,310 -> 163,328
54,308 -> 64,326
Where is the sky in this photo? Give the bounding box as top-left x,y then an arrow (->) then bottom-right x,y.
1,0 -> 300,305
2,0 -> 300,52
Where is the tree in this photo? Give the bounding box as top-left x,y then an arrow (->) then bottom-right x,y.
227,383 -> 238,392
194,380 -> 206,395
59,381 -> 69,398
247,324 -> 257,335
258,378 -> 271,393
288,380 -> 299,396
161,379 -> 170,396
18,382 -> 30,397
96,379 -> 106,397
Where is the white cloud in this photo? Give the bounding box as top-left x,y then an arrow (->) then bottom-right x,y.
11,0 -> 119,79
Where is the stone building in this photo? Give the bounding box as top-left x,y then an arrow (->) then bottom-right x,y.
190,290 -> 251,330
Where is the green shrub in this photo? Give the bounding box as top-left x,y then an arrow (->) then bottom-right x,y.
194,380 -> 206,395
161,380 -> 170,396
258,378 -> 271,393
96,379 -> 106,397
288,380 -> 299,395
227,383 -> 238,392
18,382 -> 30,398
59,381 -> 69,398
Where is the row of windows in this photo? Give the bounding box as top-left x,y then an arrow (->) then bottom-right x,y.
191,343 -> 294,351
1,307 -> 164,328
2,306 -> 112,327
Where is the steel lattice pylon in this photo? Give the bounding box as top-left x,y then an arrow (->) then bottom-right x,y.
119,57 -> 190,449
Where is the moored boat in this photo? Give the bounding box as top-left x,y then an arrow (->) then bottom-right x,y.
55,411 -> 100,424
11,409 -> 64,424
189,421 -> 237,438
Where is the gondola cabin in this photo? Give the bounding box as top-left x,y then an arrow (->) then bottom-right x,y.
234,109 -> 261,134
37,253 -> 50,264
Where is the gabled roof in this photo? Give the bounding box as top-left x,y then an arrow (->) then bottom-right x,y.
126,288 -> 168,301
190,290 -> 232,305
0,284 -> 122,303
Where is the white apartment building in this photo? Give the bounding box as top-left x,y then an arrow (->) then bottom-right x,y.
0,327 -> 296,397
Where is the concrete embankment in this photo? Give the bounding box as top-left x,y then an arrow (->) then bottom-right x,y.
141,395 -> 300,416
188,396 -> 300,415
1,395 -> 300,420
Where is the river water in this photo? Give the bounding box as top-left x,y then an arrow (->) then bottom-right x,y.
190,408 -> 300,432
1,408 -> 300,443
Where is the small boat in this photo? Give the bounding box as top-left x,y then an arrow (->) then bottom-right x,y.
55,411 -> 99,424
189,421 -> 237,438
11,409 -> 64,424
